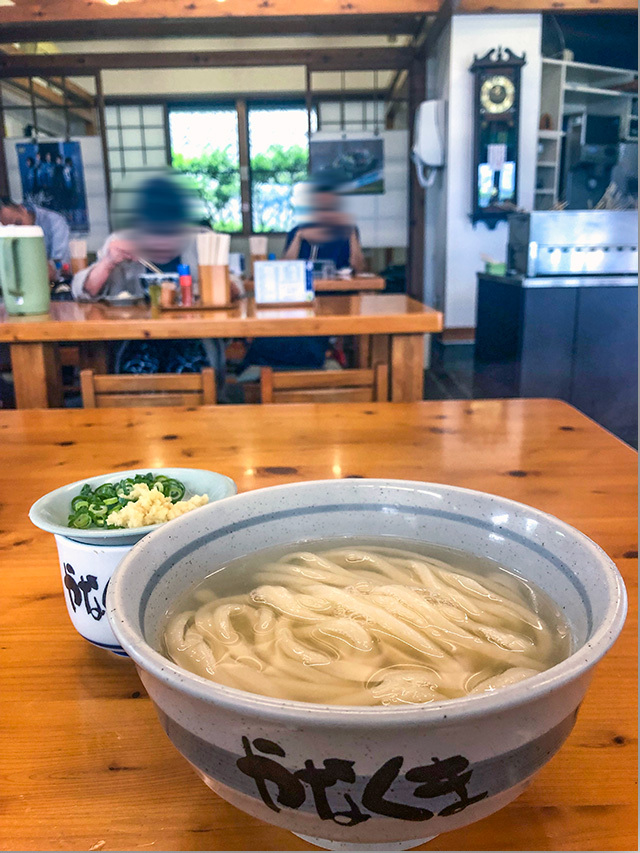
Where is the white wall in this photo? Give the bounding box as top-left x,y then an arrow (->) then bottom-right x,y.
424,13 -> 542,328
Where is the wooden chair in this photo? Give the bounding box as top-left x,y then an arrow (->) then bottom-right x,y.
260,363 -> 388,404
80,368 -> 216,408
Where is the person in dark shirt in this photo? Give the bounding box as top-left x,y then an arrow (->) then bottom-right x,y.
242,179 -> 365,372
283,182 -> 365,272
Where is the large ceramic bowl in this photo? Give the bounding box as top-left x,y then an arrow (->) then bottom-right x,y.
107,480 -> 626,851
29,467 -> 237,546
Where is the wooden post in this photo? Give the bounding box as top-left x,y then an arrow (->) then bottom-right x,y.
162,103 -> 172,166
10,343 -> 63,409
95,71 -> 111,201
390,333 -> 424,402
236,98 -> 252,235
407,56 -> 426,301
305,66 -> 314,140
0,81 -> 9,196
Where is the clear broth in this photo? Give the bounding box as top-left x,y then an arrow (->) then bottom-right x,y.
162,537 -> 572,706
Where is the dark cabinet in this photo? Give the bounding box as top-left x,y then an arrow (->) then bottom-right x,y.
474,274 -> 638,445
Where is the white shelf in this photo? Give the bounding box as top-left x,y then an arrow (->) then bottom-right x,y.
537,161 -> 556,168
535,189 -> 556,195
543,57 -> 636,74
538,129 -> 565,139
564,83 -> 635,99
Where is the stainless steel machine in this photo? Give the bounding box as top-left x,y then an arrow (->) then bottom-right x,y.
507,210 -> 638,282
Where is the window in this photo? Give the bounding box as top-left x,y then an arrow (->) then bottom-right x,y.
317,99 -> 390,134
169,106 -> 242,232
1,77 -> 98,139
105,104 -> 168,188
248,104 -> 315,233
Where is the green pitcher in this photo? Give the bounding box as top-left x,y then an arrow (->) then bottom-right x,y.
0,225 -> 51,315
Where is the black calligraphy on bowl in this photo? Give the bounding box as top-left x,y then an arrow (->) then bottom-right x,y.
236,736 -> 488,826
63,562 -> 108,621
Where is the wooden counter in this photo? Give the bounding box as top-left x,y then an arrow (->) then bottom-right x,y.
0,294 -> 442,408
0,399 -> 636,851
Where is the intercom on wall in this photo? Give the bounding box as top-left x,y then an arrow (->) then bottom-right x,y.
412,99 -> 446,188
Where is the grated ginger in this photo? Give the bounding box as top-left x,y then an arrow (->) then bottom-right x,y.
107,482 -> 209,529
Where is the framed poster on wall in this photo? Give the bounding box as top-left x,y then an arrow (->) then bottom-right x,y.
5,137 -> 110,251
15,140 -> 89,231
309,137 -> 384,195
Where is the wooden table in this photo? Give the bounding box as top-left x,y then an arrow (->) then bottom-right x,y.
243,276 -> 385,294
0,294 -> 441,408
0,399 -> 636,852
312,275 -> 386,292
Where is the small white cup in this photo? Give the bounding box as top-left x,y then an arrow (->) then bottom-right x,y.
54,534 -> 132,655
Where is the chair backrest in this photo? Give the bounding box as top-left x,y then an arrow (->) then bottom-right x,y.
260,364 -> 388,404
80,368 -> 216,408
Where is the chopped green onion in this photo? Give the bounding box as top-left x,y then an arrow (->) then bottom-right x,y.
165,479 -> 185,502
67,472 -> 188,529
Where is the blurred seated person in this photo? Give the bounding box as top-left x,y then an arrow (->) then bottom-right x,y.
240,177 -> 363,375
282,178 -> 365,273
0,196 -> 70,279
72,174 -> 217,302
71,174 -> 240,379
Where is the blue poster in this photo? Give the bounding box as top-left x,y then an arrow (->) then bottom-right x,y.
16,140 -> 89,232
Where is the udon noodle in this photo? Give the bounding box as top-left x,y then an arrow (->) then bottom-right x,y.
163,541 -> 570,705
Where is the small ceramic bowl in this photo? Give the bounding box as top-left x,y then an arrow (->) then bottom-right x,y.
106,479 -> 626,850
29,467 -> 237,546
31,468 -> 237,654
54,535 -> 132,655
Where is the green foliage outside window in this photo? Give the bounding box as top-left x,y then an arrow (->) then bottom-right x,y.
173,143 -> 309,233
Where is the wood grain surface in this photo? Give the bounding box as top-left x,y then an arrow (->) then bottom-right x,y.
1,0 -> 632,27
0,0 -> 439,25
0,295 -> 441,342
0,399 -> 636,852
313,276 -> 386,293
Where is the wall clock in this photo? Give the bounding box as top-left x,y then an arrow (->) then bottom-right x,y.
470,46 -> 526,228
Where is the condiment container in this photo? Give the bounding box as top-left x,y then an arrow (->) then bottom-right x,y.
160,277 -> 178,308
178,263 -> 193,307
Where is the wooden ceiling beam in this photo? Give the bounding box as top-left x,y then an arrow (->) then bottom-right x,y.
417,0 -> 460,60
0,2 -> 440,28
0,14 -> 426,43
457,0 -> 637,11
2,78 -> 96,130
0,46 -> 94,105
0,47 -> 413,78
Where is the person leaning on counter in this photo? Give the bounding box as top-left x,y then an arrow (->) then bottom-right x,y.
0,196 -> 71,279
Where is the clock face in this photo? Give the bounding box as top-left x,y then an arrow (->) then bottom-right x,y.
480,75 -> 516,114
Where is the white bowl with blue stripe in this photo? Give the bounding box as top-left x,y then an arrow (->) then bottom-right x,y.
107,479 -> 626,850
30,467 -> 237,655
29,467 -> 237,546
